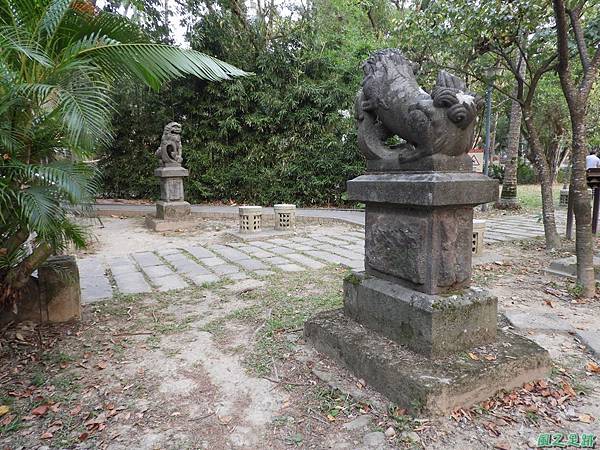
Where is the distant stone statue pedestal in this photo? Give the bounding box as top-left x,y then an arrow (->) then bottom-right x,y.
304,49 -> 551,414
146,122 -> 196,232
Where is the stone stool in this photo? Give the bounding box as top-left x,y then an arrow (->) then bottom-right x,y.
472,219 -> 486,256
559,189 -> 569,207
239,206 -> 262,233
274,204 -> 296,230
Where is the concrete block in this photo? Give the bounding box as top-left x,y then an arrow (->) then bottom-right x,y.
344,272 -> 497,356
304,309 -> 551,414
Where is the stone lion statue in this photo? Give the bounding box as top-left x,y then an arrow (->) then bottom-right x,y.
356,49 -> 483,171
155,122 -> 183,167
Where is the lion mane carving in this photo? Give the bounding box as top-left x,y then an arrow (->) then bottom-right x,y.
356,49 -> 483,171
155,122 -> 183,167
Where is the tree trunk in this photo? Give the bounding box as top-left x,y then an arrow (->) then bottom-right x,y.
523,114 -> 561,249
500,99 -> 522,207
571,120 -> 595,296
0,243 -> 53,310
500,53 -> 525,208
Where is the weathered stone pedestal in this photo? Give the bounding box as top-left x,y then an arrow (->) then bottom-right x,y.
304,172 -> 551,414
1,256 -> 81,324
146,167 -> 195,231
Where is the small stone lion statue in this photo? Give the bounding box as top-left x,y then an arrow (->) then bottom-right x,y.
155,122 -> 183,167
356,49 -> 483,171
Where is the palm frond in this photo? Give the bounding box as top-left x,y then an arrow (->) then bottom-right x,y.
79,43 -> 251,89
16,185 -> 61,231
55,72 -> 114,148
39,0 -> 72,41
0,26 -> 51,66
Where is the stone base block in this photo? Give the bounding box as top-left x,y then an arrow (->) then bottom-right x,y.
1,256 -> 82,324
344,272 -> 497,356
145,215 -> 197,232
156,201 -> 191,220
304,309 -> 552,414
545,256 -> 600,281
225,229 -> 295,241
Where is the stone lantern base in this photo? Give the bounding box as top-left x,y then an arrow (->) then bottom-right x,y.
304,171 -> 551,414
146,166 -> 196,231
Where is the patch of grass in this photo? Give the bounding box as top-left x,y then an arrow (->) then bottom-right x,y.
525,410 -> 540,424
51,373 -> 81,399
31,369 -> 47,387
316,388 -> 364,420
388,405 -> 415,431
0,411 -> 22,434
567,282 -> 585,298
152,321 -> 191,335
515,184 -> 562,212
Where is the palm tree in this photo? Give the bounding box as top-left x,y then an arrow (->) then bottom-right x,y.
0,0 -> 249,309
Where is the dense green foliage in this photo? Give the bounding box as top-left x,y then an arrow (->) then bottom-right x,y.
101,0 -> 386,205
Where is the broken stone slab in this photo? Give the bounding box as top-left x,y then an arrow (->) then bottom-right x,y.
344,272 -> 497,357
545,256 -> 600,281
504,310 -> 574,333
342,415 -> 371,431
576,330 -> 600,358
145,215 -> 197,232
304,309 -> 552,414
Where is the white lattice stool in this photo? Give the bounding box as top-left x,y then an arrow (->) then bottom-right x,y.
274,204 -> 296,230
239,206 -> 262,233
472,219 -> 486,256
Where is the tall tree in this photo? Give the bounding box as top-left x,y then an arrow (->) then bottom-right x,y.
552,0 -> 600,297
499,53 -> 525,208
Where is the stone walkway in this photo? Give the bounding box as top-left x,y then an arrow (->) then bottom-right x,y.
82,205 -> 567,303
94,203 -> 567,242
79,230 -> 365,303
484,213 -> 566,243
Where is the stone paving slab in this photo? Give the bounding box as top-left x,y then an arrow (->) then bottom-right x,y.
504,310 -> 574,333
113,272 -> 152,295
188,273 -> 220,285
278,263 -> 305,272
576,330 -> 600,358
266,246 -> 295,255
210,245 -> 251,261
140,265 -> 171,279
212,264 -> 241,275
132,252 -> 162,267
198,257 -> 227,267
153,274 -> 188,291
186,246 -> 215,259
80,276 -> 113,303
236,258 -> 268,271
285,253 -> 326,269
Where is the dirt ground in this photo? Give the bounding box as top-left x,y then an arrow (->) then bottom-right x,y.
1,218 -> 600,450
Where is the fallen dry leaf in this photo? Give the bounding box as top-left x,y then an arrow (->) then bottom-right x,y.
0,405 -> 9,417
562,382 -> 577,397
543,300 -> 554,308
31,405 -> 49,416
579,413 -> 594,423
218,415 -> 233,425
585,361 -> 600,373
97,361 -> 108,370
484,354 -> 497,361
494,441 -> 511,450
0,414 -> 15,426
79,432 -> 89,442
468,352 -> 480,361
70,405 -> 82,416
41,431 -> 53,439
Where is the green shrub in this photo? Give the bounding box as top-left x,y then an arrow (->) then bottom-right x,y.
517,161 -> 539,184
